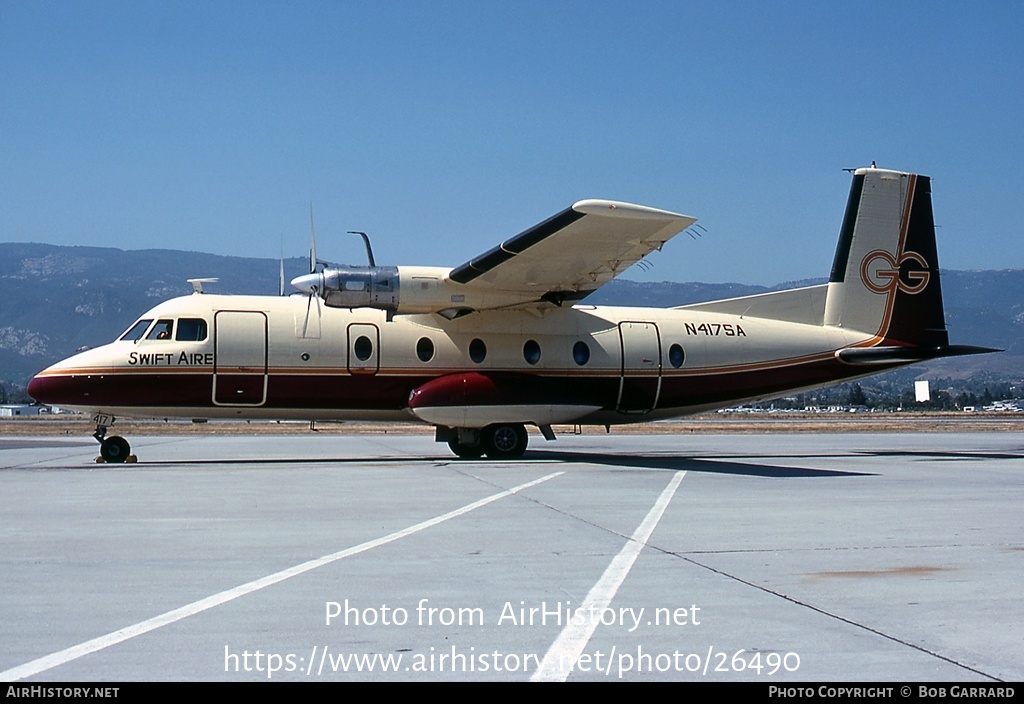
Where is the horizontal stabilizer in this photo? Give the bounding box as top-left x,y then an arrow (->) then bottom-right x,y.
836,345 -> 1000,365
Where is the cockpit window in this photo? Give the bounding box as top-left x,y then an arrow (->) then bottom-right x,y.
176,318 -> 208,342
146,319 -> 174,340
120,319 -> 153,342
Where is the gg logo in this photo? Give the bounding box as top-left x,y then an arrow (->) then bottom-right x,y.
860,250 -> 931,295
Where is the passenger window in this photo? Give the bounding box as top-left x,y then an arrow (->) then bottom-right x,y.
416,337 -> 435,363
147,320 -> 174,340
669,344 -> 685,368
353,335 -> 373,361
120,319 -> 153,342
573,341 -> 591,366
523,339 -> 541,365
469,338 -> 487,363
176,318 -> 208,342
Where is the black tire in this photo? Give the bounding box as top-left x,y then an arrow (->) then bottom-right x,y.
447,437 -> 484,459
100,435 -> 131,463
483,423 -> 528,459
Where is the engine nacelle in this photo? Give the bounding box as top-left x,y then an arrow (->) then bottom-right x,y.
291,265 -> 402,311
292,264 -> 562,317
320,265 -> 400,311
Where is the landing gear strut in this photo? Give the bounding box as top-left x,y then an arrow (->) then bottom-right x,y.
447,436 -> 485,459
93,421 -> 134,463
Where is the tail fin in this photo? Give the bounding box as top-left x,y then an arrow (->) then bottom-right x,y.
823,167 -> 948,347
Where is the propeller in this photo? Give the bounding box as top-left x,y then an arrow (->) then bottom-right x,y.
290,204 -> 324,337
288,209 -> 398,316
290,203 -> 329,298
278,236 -> 285,297
302,279 -> 321,338
309,203 -> 317,274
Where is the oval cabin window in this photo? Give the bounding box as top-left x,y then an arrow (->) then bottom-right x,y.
669,343 -> 685,368
523,339 -> 541,365
416,337 -> 434,363
469,338 -> 487,364
354,336 -> 373,361
573,341 -> 591,366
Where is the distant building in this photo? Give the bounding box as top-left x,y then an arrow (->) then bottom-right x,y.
0,404 -> 43,417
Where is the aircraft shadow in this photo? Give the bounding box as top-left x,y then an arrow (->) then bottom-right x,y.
521,449 -> 872,478
855,449 -> 1024,461
131,451 -> 870,477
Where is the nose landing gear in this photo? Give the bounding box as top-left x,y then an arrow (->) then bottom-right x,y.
93,420 -> 136,464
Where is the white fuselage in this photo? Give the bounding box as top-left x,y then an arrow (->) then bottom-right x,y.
30,290 -> 878,427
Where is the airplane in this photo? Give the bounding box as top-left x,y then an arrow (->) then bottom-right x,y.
27,166 -> 995,462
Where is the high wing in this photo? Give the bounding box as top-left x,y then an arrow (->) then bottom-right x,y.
447,200 -> 696,308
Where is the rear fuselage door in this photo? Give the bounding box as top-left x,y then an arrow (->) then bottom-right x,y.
213,310 -> 268,405
617,321 -> 661,413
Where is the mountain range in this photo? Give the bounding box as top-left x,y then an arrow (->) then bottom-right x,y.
1,242 -> 1020,394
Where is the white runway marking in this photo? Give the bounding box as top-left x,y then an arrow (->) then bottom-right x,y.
0,471 -> 563,682
531,470 -> 685,682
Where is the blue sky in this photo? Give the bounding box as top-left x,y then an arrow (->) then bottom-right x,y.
2,1 -> 1021,285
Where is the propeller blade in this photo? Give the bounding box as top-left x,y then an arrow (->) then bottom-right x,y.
309,203 -> 317,274
302,284 -> 317,337
299,280 -> 323,337
279,237 -> 285,297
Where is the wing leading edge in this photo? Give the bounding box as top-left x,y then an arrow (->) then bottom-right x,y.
448,200 -> 696,308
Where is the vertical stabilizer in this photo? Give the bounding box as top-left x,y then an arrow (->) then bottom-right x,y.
823,168 -> 948,347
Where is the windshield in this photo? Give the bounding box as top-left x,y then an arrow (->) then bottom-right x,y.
146,320 -> 174,340
119,319 -> 153,342
117,317 -> 209,343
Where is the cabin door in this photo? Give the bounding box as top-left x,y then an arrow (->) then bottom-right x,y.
213,311 -> 268,406
617,321 -> 661,414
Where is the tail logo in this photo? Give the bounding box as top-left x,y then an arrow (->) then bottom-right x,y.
861,249 -> 930,296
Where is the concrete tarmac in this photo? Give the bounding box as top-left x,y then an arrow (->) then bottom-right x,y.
0,431 -> 1021,682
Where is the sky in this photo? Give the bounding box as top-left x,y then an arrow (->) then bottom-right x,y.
2,1 -> 1022,286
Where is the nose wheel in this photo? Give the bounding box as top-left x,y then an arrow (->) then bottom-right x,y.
99,435 -> 132,463
93,422 -> 136,463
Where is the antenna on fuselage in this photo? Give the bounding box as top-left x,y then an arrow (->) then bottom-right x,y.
187,278 -> 218,294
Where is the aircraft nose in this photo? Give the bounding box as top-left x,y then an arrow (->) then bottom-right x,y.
26,367 -> 67,406
27,374 -> 47,404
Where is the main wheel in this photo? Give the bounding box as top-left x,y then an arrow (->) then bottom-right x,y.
100,435 -> 131,463
482,423 -> 528,459
447,437 -> 485,459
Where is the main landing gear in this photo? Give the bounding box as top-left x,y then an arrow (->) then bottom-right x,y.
93,420 -> 136,464
441,423 -> 531,460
